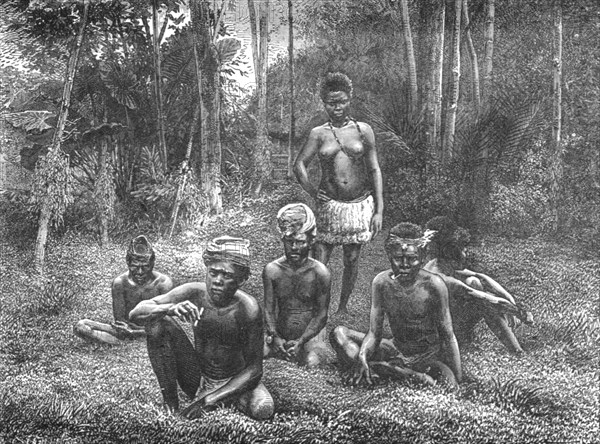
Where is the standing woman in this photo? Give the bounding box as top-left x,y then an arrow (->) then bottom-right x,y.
294,72 -> 383,314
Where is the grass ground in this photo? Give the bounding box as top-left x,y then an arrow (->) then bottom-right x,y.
0,186 -> 598,443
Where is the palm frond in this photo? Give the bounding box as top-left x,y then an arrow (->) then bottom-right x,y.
1,110 -> 54,132
453,87 -> 548,180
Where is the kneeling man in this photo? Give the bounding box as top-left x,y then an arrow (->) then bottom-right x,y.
129,236 -> 274,420
330,223 -> 462,388
263,203 -> 331,367
74,235 -> 173,345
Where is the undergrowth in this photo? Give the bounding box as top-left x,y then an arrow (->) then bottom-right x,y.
0,187 -> 598,443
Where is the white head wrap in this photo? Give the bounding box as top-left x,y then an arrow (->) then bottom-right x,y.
276,203 -> 316,237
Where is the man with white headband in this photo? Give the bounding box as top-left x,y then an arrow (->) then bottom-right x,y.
330,222 -> 462,388
263,203 -> 332,367
130,236 -> 274,420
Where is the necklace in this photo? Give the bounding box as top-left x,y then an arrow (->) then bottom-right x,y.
328,118 -> 366,161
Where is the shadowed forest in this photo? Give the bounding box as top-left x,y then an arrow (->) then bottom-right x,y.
0,0 -> 599,442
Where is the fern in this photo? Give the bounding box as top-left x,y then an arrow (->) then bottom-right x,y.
492,378 -> 551,417
554,311 -> 600,346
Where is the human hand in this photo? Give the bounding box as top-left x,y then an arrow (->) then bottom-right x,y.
168,301 -> 203,325
272,337 -> 291,360
316,190 -> 331,203
111,320 -> 135,339
346,360 -> 378,387
180,397 -> 217,420
284,339 -> 303,362
370,213 -> 382,238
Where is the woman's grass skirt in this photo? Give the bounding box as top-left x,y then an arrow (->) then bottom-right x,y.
316,194 -> 374,245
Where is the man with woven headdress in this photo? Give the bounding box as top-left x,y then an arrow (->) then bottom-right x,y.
130,236 -> 274,420
74,235 -> 173,345
263,203 -> 332,367
330,223 -> 462,388
424,216 -> 533,354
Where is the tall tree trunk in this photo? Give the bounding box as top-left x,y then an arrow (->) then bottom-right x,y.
422,0 -> 445,168
550,0 -> 563,232
97,136 -> 109,247
482,0 -> 495,101
34,0 -> 90,272
249,0 -> 272,195
191,0 -> 222,213
399,0 -> 418,114
462,0 -> 480,109
169,104 -> 201,238
152,0 -> 168,169
287,0 -> 295,179
247,0 -> 260,87
442,0 -> 462,161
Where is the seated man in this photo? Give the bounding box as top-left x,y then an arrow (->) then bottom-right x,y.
74,235 -> 173,345
330,223 -> 462,388
423,216 -> 533,354
263,203 -> 331,367
129,236 -> 274,420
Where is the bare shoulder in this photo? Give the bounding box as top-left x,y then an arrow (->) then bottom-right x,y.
372,270 -> 393,288
420,268 -> 444,284
263,257 -> 285,277
154,270 -> 173,285
355,121 -> 374,135
111,271 -> 129,290
310,124 -> 329,138
308,258 -> 330,277
236,291 -> 262,320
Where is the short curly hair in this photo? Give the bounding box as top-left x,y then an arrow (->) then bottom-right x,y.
320,72 -> 353,101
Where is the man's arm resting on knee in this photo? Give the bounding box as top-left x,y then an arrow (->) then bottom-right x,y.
435,278 -> 462,383
445,274 -> 530,323
129,283 -> 201,325
455,269 -> 516,304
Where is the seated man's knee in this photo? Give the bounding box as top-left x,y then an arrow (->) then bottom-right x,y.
247,385 -> 274,420
465,276 -> 483,290
305,346 -> 328,368
428,361 -> 458,389
73,319 -> 92,338
145,317 -> 175,339
329,326 -> 348,348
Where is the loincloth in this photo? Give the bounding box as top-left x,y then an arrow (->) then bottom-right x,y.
316,193 -> 374,245
390,346 -> 440,369
387,339 -> 441,369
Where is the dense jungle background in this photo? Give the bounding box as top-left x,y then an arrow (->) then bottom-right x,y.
0,0 -> 598,442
